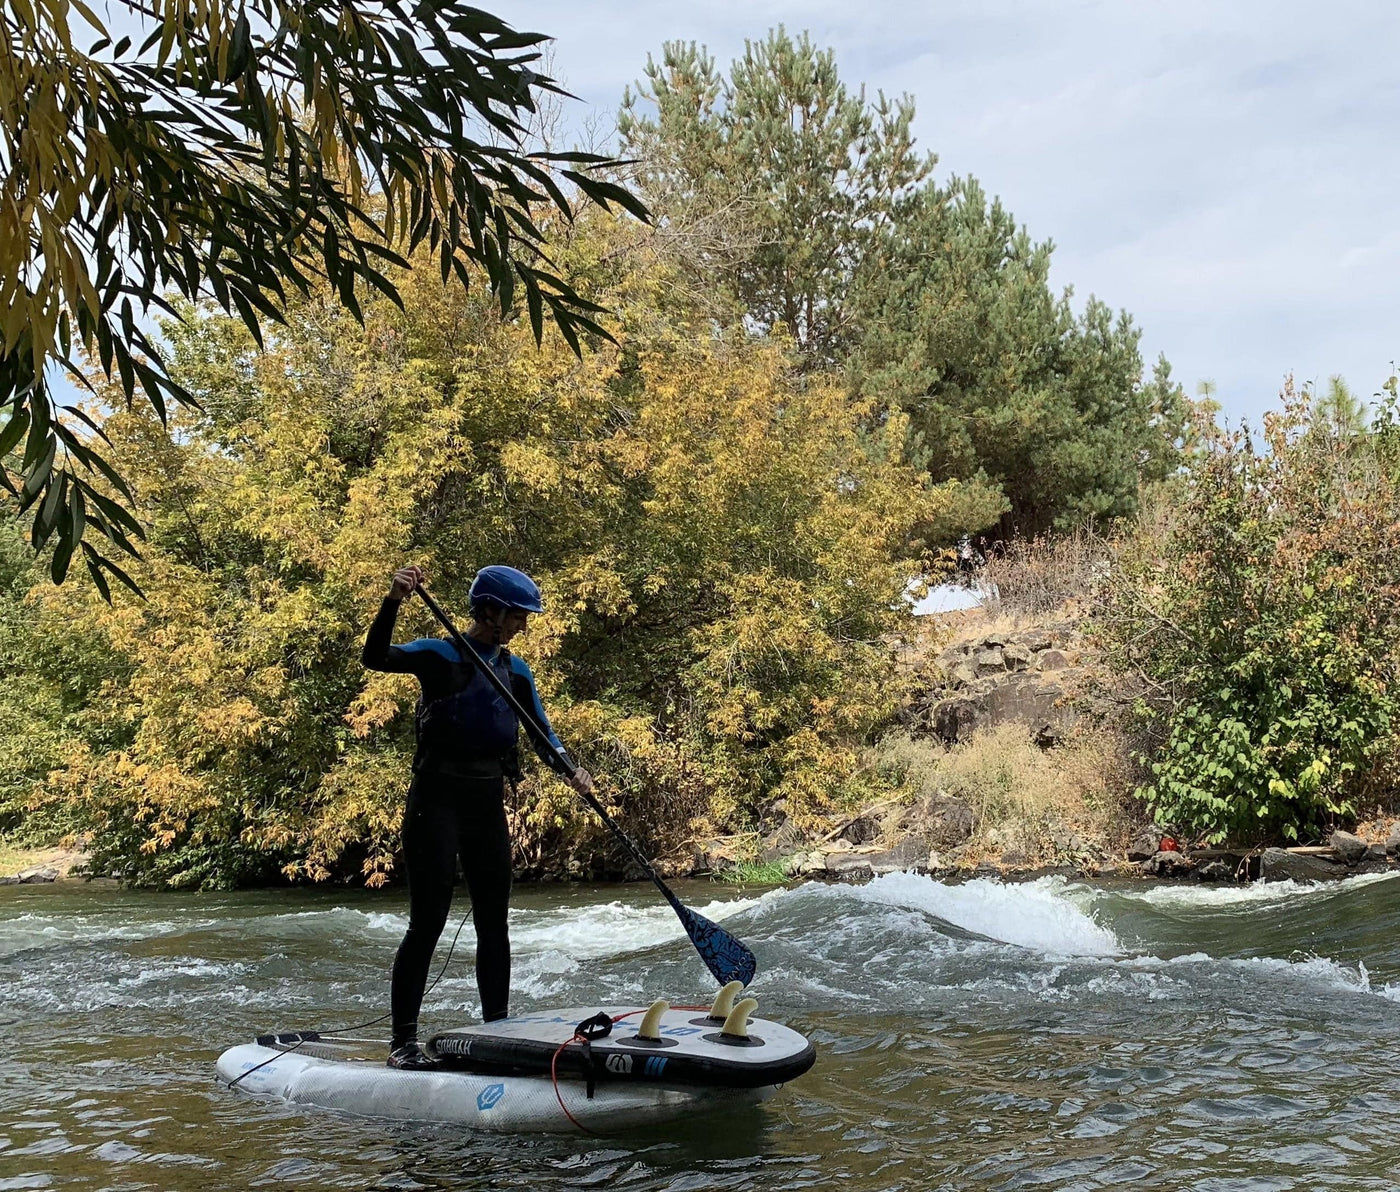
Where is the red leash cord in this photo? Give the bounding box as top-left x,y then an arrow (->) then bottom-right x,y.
549,1007 -> 714,1134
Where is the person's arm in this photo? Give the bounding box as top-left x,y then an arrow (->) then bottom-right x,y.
510,656 -> 594,793
362,596 -> 416,673
360,566 -> 456,688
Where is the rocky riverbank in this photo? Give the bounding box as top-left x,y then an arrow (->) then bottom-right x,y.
693,604 -> 1400,889
0,845 -> 89,885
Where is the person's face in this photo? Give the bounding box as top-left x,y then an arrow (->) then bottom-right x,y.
496,608 -> 530,643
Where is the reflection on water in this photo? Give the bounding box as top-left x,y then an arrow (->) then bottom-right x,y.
3,870 -> 1400,1190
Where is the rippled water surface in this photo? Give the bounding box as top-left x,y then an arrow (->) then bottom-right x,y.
4,869 -> 1400,1190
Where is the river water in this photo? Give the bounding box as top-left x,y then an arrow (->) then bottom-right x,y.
3,870 -> 1400,1190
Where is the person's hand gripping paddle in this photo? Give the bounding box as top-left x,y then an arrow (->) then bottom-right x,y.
412,584 -> 758,988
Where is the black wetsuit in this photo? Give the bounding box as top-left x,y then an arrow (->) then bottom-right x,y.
361,597 -> 571,1044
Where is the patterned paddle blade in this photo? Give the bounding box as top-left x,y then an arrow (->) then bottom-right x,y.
677,904 -> 758,987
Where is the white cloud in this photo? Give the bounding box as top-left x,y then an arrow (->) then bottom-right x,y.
495,0 -> 1400,421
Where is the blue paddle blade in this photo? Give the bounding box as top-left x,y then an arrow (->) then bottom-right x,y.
677,904 -> 758,987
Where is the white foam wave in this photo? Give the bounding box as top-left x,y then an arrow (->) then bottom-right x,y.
1111,870 -> 1400,911
0,914 -> 205,957
507,895 -> 762,961
847,872 -> 1122,957
947,948 -> 1400,1007
256,907 -> 408,934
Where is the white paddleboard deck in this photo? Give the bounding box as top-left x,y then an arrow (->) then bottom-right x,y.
217,1005 -> 812,1134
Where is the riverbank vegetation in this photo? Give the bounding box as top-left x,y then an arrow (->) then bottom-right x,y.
4,30 -> 1393,887
1098,383 -> 1400,845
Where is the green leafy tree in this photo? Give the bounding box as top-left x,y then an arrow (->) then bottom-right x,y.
619,29 -> 931,363
2,0 -> 645,592
1099,381 -> 1400,844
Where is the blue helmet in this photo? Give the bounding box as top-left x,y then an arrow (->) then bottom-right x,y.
469,565 -> 544,614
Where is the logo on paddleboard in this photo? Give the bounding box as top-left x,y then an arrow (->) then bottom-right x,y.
477,1083 -> 505,1111
604,1054 -> 633,1075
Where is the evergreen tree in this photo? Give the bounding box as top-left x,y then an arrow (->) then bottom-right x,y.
1312,375 -> 1368,439
849,177 -> 1184,534
620,31 -> 1185,535
619,29 -> 931,364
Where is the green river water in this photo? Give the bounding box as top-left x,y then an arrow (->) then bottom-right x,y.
3,870 -> 1400,1190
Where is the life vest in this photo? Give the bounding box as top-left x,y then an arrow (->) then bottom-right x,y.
414,643 -> 530,773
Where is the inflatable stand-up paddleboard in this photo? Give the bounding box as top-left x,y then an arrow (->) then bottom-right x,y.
217,982 -> 815,1134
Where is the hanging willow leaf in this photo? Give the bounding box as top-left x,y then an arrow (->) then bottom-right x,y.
2,0 -> 650,596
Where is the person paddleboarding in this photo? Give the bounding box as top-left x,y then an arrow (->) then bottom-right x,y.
362,563 -> 594,1070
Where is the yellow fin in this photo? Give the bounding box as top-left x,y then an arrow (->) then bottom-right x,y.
636,999 -> 670,1041
708,980 -> 745,1021
720,996 -> 758,1039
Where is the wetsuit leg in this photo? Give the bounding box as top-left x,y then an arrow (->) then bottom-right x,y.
390,772 -> 458,1047
456,775 -> 513,1022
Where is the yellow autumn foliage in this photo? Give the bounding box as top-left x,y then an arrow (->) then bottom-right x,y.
6,213 -> 1004,887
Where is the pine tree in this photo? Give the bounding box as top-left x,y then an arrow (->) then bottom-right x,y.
619,29 -> 931,364
849,178 -> 1186,534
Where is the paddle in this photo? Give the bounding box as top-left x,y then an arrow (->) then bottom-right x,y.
412,584 -> 758,988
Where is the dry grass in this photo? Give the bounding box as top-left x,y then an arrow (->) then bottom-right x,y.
867,722 -> 1140,864
979,529 -> 1115,619
0,843 -> 87,879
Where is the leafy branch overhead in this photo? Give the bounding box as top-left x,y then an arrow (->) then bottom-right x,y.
0,0 -> 649,593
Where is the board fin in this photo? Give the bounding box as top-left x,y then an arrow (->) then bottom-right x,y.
636,1000 -> 670,1041
720,997 -> 759,1040
708,980 -> 745,1022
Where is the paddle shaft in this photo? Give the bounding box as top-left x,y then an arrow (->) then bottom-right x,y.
411,585 -> 678,902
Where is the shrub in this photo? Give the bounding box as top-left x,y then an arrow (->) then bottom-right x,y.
1098,382 -> 1400,843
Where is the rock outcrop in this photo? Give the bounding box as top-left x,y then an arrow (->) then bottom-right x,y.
908,625 -> 1087,746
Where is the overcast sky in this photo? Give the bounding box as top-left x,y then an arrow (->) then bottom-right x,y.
494,0 -> 1399,425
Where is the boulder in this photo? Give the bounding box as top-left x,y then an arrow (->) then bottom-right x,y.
1194,859 -> 1235,882
1330,830 -> 1369,865
693,841 -> 738,873
974,648 -> 1007,676
931,695 -> 985,744
16,867 -> 59,884
1358,844 -> 1390,874
1127,829 -> 1162,862
1002,643 -> 1033,671
864,838 -> 932,875
951,662 -> 978,688
1388,824 -> 1400,857
1142,850 -> 1194,878
824,854 -> 875,882
1258,847 -> 1342,883
840,816 -> 881,846
981,633 -> 1007,649
1023,631 -> 1053,652
1051,828 -> 1091,858
986,677 -> 1072,732
918,794 -> 975,848
1036,649 -> 1070,672
786,850 -> 829,877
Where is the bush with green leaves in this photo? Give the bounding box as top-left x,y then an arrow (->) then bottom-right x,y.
1099,382 -> 1400,843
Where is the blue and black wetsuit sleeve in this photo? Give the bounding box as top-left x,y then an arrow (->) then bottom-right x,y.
509,656 -> 575,778
361,598 -> 457,698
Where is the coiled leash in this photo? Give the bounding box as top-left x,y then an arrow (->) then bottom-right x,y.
227,904 -> 473,1090
549,1005 -> 712,1134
